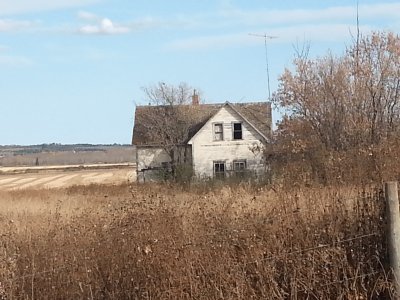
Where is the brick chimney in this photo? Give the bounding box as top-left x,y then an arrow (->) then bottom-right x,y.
192,89 -> 199,105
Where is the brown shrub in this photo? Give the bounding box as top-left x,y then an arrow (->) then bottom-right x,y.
0,183 -> 393,299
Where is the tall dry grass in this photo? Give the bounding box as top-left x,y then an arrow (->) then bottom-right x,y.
0,183 -> 393,299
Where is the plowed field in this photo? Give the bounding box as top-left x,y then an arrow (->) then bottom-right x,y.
0,167 -> 135,190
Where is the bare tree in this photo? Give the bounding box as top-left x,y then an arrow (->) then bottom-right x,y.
142,82 -> 198,105
272,32 -> 400,183
138,82 -> 204,180
349,32 -> 400,144
274,32 -> 400,151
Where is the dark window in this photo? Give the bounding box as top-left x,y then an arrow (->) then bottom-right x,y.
161,162 -> 171,170
213,123 -> 223,141
233,123 -> 242,140
160,162 -> 172,180
214,161 -> 226,179
233,160 -> 246,177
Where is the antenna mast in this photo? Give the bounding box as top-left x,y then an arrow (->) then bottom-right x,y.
356,0 -> 360,72
249,33 -> 278,100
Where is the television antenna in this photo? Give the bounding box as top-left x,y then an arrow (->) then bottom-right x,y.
249,33 -> 278,100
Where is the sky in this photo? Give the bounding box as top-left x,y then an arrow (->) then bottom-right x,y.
1,0 -> 400,145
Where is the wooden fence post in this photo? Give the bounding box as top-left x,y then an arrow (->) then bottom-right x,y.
385,181 -> 400,297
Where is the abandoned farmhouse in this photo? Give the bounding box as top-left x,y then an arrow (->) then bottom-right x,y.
132,96 -> 272,182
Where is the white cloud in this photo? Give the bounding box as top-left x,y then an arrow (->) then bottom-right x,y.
0,0 -> 100,16
359,3 -> 400,20
0,55 -> 33,66
129,16 -> 166,30
167,32 -> 250,51
0,2 -> 398,40
164,2 -> 400,51
166,24 -> 375,51
133,2 -> 400,34
0,45 -> 33,66
217,3 -> 400,27
77,12 -> 182,33
79,18 -> 130,35
77,10 -> 99,21
0,19 -> 37,32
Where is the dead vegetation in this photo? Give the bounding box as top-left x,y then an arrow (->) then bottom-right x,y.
0,182 -> 393,299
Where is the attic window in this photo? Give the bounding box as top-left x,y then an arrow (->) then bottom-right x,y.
233,122 -> 242,140
213,123 -> 223,141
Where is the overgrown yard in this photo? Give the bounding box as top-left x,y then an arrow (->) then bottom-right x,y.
0,183 -> 393,299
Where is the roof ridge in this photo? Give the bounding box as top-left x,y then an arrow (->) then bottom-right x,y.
135,103 -> 224,108
135,101 -> 269,108
230,101 -> 270,105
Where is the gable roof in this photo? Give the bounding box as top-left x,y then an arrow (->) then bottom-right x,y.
226,102 -> 272,141
132,101 -> 272,146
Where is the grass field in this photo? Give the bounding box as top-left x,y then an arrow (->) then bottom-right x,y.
0,181 -> 392,299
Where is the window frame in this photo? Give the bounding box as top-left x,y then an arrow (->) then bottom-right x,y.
213,122 -> 224,141
232,122 -> 243,140
213,161 -> 226,179
233,160 -> 247,177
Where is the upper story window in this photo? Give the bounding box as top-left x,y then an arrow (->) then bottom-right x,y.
233,122 -> 243,140
213,123 -> 223,141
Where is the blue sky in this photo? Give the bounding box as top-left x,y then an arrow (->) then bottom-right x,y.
1,0 -> 400,145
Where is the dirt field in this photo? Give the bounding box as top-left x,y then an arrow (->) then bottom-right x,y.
0,167 -> 136,190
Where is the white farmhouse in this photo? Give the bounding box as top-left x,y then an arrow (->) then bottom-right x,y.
132,99 -> 272,182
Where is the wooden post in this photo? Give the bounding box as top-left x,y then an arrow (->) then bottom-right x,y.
385,181 -> 400,297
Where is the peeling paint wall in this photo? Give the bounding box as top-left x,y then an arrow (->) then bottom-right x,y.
189,106 -> 266,178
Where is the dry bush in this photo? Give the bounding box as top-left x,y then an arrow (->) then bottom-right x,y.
267,138 -> 400,186
0,183 -> 393,299
270,32 -> 400,186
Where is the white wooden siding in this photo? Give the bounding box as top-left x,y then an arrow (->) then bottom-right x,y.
136,146 -> 192,171
136,147 -> 170,171
189,105 -> 266,178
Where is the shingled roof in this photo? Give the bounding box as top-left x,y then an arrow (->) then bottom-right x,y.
132,102 -> 272,146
